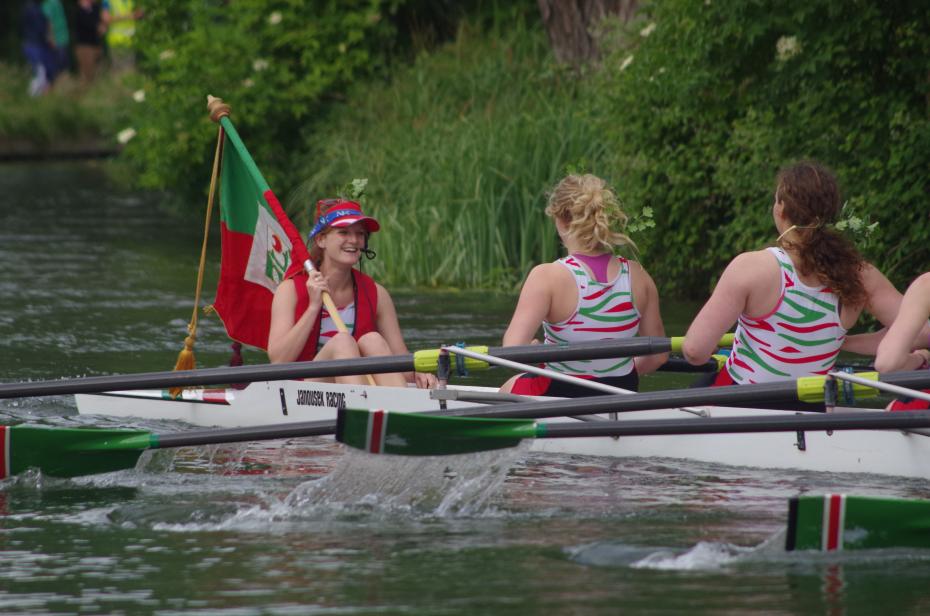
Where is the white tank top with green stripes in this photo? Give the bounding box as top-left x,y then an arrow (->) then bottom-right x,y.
725,247 -> 847,384
542,255 -> 641,378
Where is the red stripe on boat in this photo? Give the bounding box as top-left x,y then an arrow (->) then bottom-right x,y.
778,321 -> 841,334
825,494 -> 844,551
0,426 -> 8,479
731,357 -> 755,373
203,390 -> 231,405
368,410 -> 385,454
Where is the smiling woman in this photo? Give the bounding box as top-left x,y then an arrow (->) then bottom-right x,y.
267,198 -> 436,389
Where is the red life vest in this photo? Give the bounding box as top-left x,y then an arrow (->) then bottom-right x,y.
290,268 -> 379,361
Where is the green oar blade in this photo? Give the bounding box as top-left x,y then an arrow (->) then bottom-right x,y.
336,408 -> 538,455
786,494 -> 930,551
1,425 -> 154,479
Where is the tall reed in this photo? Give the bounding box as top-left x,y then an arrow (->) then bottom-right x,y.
291,14 -> 607,290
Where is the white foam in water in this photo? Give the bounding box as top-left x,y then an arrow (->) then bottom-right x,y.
631,541 -> 753,571
287,443 -> 528,516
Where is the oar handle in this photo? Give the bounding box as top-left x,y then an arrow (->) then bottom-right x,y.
303,259 -> 377,386
669,333 -> 734,354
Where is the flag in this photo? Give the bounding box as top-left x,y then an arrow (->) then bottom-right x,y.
211,117 -> 309,350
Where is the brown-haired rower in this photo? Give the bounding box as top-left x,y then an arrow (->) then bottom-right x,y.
683,161 -> 903,387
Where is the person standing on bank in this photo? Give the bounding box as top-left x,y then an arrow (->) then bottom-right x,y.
682,161 -> 903,384
75,0 -> 105,86
500,174 -> 668,397
268,198 -> 436,389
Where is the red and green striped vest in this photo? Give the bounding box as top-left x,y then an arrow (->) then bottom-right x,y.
725,247 -> 846,384
543,255 -> 640,378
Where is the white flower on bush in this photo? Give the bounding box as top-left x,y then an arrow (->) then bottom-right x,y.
640,23 -> 656,37
253,58 -> 269,72
117,128 -> 137,144
620,55 -> 634,71
243,78 -> 255,88
268,11 -> 282,25
776,36 -> 801,61
132,89 -> 145,103
159,49 -> 175,61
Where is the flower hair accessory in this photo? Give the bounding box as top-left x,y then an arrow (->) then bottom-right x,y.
830,200 -> 878,238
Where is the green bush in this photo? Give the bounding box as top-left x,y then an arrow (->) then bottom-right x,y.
291,10 -> 608,289
124,0 -> 407,204
596,0 -> 930,297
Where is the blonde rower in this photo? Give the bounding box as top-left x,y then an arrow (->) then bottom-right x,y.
500,174 -> 667,397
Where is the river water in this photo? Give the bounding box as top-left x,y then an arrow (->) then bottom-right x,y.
2,163 -> 929,615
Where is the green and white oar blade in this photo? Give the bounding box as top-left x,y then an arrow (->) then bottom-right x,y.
1,425 -> 154,479
787,494 -> 930,551
336,407 -> 538,456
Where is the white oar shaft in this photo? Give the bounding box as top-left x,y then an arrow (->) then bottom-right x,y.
830,371 -> 930,403
444,345 -> 707,416
446,345 -> 631,394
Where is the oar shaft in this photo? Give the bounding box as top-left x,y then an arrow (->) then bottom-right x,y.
154,419 -> 335,449
434,371 -> 930,420
537,410 -> 930,438
830,371 -> 930,403
445,344 -> 710,417
445,345 -> 634,395
0,337 -> 677,399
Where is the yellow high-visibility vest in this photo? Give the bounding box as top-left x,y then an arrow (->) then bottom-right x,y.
107,0 -> 136,49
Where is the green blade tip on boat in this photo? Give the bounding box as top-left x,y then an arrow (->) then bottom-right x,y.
1,425 -> 154,479
335,407 -> 539,456
786,494 -> 930,551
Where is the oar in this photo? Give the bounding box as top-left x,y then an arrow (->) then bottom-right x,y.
335,407 -> 930,456
444,345 -> 709,417
0,420 -> 335,479
0,335 -> 729,399
830,371 -> 930,403
5,369 -> 927,479
786,494 -> 930,551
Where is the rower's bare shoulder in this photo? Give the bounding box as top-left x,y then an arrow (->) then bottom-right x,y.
718,250 -> 779,292
524,262 -> 570,288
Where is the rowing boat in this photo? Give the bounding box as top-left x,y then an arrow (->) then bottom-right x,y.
75,380 -> 930,480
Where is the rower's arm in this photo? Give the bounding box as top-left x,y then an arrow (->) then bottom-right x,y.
682,253 -> 761,365
630,262 -> 668,375
267,279 -> 321,363
876,273 -> 930,373
502,265 -> 553,346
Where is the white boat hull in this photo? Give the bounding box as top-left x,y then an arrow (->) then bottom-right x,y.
75,380 -> 930,480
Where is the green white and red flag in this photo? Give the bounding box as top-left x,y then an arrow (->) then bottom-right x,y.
212,117 -> 310,350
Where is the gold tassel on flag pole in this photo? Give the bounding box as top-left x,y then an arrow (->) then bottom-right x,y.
169,98 -> 228,397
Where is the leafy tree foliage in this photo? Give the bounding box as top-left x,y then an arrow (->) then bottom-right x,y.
596,0 -> 930,297
124,0 -> 406,202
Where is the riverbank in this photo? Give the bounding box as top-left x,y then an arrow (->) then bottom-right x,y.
0,62 -> 132,161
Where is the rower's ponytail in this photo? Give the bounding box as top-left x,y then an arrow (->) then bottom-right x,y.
545,174 -> 635,253
775,162 -> 867,307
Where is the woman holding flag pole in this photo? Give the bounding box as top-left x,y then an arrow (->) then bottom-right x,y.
267,198 -> 438,389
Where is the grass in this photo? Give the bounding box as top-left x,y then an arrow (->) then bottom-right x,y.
291,15 -> 608,290
0,62 -> 135,147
